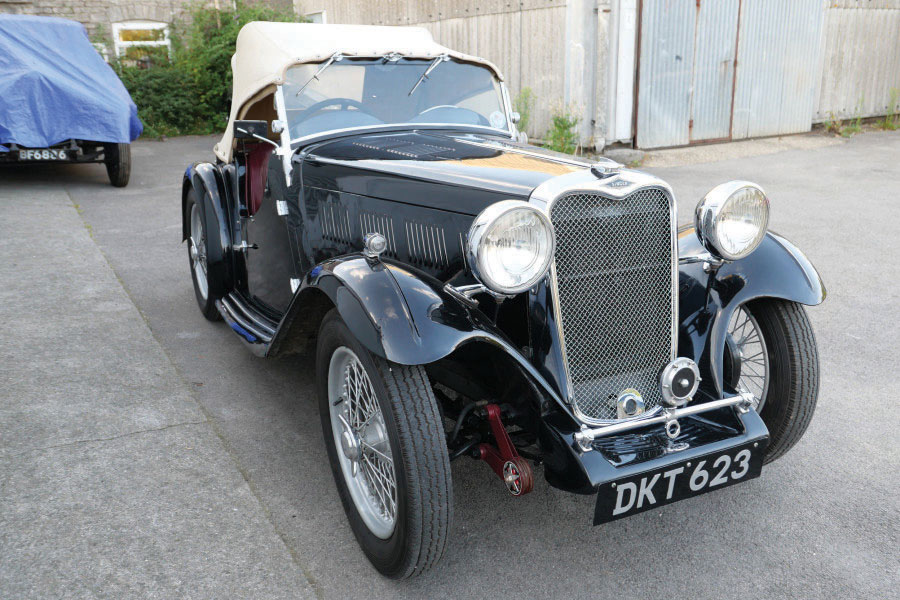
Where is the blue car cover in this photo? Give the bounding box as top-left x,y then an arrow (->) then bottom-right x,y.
0,15 -> 143,152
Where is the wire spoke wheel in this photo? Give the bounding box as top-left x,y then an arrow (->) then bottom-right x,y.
328,347 -> 397,539
727,305 -> 770,412
189,203 -> 209,301
317,310 -> 454,577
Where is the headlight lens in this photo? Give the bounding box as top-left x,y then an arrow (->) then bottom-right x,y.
695,181 -> 769,260
468,201 -> 555,294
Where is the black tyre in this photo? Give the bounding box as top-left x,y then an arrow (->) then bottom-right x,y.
185,190 -> 220,321
105,143 -> 131,187
316,310 -> 452,579
727,299 -> 819,463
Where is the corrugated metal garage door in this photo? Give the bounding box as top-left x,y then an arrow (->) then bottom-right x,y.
636,0 -> 824,149
732,0 -> 825,139
634,1 -> 696,149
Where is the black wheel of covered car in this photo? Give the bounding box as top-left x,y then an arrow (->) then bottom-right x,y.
185,190 -> 221,321
105,142 -> 131,187
725,299 -> 819,464
316,309 -> 452,579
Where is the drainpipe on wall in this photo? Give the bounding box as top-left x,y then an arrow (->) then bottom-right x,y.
564,0 -> 601,151
607,0 -> 638,146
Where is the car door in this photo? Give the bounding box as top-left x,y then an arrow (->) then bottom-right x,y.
242,147 -> 297,314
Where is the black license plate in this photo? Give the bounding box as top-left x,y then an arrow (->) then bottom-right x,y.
594,441 -> 764,525
18,148 -> 69,161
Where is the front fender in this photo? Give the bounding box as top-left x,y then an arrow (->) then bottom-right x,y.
269,255 -> 571,410
678,227 -> 825,395
182,162 -> 233,297
273,255 -> 511,363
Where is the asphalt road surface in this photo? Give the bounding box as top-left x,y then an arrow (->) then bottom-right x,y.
2,131 -> 897,599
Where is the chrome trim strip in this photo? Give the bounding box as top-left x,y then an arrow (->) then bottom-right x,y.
499,82 -> 517,138
220,298 -> 273,343
450,136 -> 594,169
528,168 -> 679,427
273,86 -> 295,186
290,123 -> 515,146
573,392 -> 754,446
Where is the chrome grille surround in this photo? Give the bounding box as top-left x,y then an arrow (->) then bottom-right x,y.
529,169 -> 678,426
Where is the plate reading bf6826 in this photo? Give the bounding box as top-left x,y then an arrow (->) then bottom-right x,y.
18,148 -> 67,160
594,440 -> 766,525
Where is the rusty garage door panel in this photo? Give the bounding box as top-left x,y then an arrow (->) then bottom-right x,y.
637,0 -> 825,149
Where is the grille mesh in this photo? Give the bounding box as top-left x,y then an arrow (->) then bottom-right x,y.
550,189 -> 675,422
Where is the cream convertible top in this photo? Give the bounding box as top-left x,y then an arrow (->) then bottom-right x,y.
214,22 -> 505,162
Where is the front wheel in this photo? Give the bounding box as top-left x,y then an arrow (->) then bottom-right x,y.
725,299 -> 819,463
104,143 -> 131,187
316,310 -> 452,579
184,190 -> 220,321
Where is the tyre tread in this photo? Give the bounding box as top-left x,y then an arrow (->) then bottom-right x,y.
373,359 -> 452,577
105,143 -> 131,187
753,299 -> 819,463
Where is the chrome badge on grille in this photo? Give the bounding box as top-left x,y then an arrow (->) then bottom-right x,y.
616,389 -> 645,419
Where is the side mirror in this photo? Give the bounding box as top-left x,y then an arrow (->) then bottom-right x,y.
234,120 -> 268,140
510,111 -> 521,125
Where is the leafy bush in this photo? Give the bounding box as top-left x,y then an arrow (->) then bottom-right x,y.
545,109 -> 579,154
117,64 -> 214,138
116,1 -> 303,138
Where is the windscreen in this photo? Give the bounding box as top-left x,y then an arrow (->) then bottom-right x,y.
283,57 -> 507,139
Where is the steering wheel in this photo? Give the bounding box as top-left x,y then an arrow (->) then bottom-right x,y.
412,105 -> 490,127
300,98 -> 370,119
417,105 -> 458,115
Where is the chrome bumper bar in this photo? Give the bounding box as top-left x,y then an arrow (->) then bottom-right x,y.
573,391 -> 755,452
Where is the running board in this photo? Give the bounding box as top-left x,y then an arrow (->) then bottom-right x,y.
216,293 -> 279,357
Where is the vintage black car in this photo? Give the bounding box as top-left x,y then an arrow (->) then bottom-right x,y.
181,22 -> 823,578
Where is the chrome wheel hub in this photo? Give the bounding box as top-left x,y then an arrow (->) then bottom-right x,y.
727,306 -> 770,412
327,347 -> 397,539
339,425 -> 361,463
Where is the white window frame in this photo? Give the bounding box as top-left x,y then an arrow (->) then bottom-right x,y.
304,10 -> 327,24
112,20 -> 171,59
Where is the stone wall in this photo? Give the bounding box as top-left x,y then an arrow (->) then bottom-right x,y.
0,1 -> 292,45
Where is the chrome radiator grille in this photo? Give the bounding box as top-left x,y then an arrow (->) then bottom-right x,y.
550,188 -> 675,422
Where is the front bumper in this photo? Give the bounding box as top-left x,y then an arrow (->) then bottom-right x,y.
540,393 -> 770,494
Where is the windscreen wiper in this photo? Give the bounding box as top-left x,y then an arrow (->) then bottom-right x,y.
408,54 -> 449,96
296,53 -> 343,97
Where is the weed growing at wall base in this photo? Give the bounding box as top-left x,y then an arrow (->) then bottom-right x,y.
545,107 -> 579,155
880,89 -> 899,131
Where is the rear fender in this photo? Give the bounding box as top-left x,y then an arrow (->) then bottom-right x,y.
678,227 -> 825,395
182,162 -> 233,297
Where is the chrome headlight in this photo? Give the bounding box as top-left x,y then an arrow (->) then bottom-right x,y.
467,200 -> 555,295
695,181 -> 769,260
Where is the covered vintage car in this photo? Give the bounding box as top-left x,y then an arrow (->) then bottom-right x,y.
0,15 -> 142,186
181,22 -> 824,578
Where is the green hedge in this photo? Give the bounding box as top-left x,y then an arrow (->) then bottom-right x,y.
117,2 -> 304,138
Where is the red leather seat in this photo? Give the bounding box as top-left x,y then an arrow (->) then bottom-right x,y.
245,143 -> 271,215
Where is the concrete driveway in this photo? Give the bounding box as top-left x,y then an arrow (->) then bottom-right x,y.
1,131 -> 897,599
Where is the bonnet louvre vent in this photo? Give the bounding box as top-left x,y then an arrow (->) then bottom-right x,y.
320,201 -> 352,244
348,137 -> 454,160
405,221 -> 449,269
